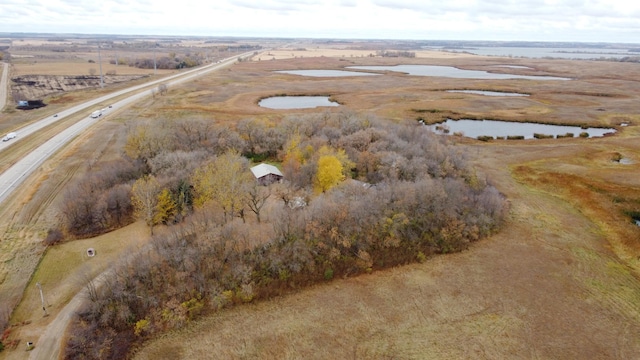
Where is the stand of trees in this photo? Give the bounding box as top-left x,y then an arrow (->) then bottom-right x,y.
60,112 -> 508,359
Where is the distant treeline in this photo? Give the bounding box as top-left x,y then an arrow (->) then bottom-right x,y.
108,53 -> 205,69
377,50 -> 416,58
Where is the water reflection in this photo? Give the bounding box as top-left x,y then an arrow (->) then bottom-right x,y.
347,65 -> 570,81
259,96 -> 340,109
428,119 -> 615,139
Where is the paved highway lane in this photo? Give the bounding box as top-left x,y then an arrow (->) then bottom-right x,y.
0,55 -> 243,152
0,53 -> 252,206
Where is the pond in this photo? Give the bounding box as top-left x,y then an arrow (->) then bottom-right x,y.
259,96 -> 340,109
492,65 -> 534,69
428,119 -> 616,139
446,90 -> 529,97
346,65 -> 571,81
276,70 -> 380,77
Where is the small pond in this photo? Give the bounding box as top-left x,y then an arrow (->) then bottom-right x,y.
347,65 -> 571,81
276,70 -> 380,77
259,96 -> 340,109
428,119 -> 615,139
446,90 -> 529,97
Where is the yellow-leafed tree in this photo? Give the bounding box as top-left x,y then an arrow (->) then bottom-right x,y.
317,145 -> 354,178
154,188 -> 177,225
315,155 -> 344,193
131,175 -> 161,234
192,150 -> 253,222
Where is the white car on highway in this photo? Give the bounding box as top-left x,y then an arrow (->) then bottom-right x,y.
2,132 -> 16,141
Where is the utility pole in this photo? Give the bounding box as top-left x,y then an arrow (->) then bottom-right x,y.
36,282 -> 48,317
153,43 -> 157,75
97,42 -> 104,88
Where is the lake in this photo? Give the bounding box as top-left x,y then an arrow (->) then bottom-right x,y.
426,46 -> 640,60
428,119 -> 616,139
259,96 -> 340,109
276,70 -> 380,77
346,65 -> 570,81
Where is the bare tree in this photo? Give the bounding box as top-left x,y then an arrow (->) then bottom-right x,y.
131,175 -> 161,235
246,184 -> 270,223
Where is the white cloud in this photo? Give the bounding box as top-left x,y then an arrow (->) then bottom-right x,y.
0,0 -> 638,42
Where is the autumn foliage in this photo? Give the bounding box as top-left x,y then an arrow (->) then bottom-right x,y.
63,113 -> 507,359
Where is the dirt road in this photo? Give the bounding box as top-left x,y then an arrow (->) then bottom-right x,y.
0,53 -> 253,360
0,62 -> 8,113
27,288 -> 87,360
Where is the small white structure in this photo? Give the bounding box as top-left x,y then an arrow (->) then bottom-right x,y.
250,163 -> 283,186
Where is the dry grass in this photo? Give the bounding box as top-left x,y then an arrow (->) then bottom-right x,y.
10,59 -> 173,77
127,118 -> 640,360
126,52 -> 640,359
3,41 -> 640,359
11,221 -> 151,323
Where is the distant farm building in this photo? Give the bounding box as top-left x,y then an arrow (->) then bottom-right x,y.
16,99 -> 46,110
250,163 -> 283,185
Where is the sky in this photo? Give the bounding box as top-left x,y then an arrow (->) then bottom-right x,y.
1,0 -> 639,43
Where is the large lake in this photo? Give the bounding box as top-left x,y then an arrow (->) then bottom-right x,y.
259,96 -> 340,109
426,46 -> 640,60
347,65 -> 570,80
428,119 -> 616,139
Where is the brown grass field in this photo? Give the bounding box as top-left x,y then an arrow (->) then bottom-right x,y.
1,39 -> 640,359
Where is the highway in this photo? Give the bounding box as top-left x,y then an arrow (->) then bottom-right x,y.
0,53 -> 252,206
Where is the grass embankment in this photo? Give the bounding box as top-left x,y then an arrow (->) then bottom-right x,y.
133,135 -> 640,359
4,47 -> 640,359
10,222 -> 151,324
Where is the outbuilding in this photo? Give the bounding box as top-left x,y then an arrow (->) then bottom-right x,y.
250,163 -> 283,185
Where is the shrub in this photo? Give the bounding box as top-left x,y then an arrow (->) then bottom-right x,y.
477,135 -> 493,141
557,133 -> 574,138
579,132 -> 589,138
507,135 -> 525,140
134,319 -> 149,336
533,133 -> 553,139
611,152 -> 623,162
324,268 -> 334,280
44,228 -> 64,246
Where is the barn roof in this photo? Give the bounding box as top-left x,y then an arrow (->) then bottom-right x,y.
250,163 -> 283,179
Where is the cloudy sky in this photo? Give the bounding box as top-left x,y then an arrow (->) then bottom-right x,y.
1,0 -> 639,43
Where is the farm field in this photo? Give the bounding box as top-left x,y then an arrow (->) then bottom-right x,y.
1,37 -> 639,359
